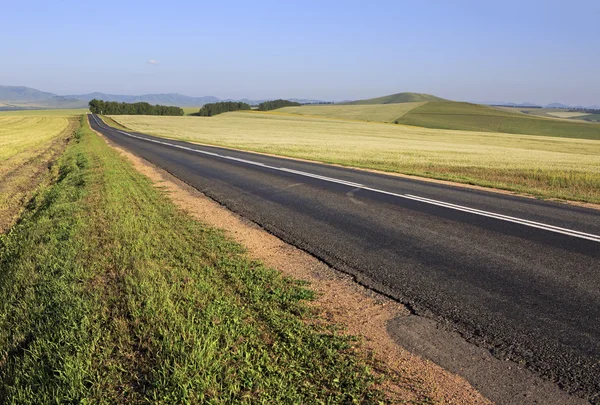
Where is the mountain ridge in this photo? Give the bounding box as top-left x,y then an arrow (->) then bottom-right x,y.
0,85 -> 329,108
1,85 -> 597,110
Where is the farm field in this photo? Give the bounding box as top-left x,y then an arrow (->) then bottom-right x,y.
0,108 -> 89,117
109,112 -> 600,203
276,102 -> 425,122
545,111 -> 591,118
497,106 -> 599,121
495,107 -> 569,118
0,112 -> 76,231
182,106 -> 202,115
573,113 -> 600,122
0,116 -> 392,403
273,101 -> 600,139
395,102 -> 600,140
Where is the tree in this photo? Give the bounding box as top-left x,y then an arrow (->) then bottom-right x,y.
197,102 -> 251,117
257,99 -> 301,111
88,100 -> 184,116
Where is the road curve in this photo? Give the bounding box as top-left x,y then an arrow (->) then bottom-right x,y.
90,114 -> 600,402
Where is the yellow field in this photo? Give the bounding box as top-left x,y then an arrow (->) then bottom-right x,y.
0,113 -> 78,230
275,102 -> 425,122
109,112 -> 600,203
546,111 -> 591,118
0,108 -> 88,117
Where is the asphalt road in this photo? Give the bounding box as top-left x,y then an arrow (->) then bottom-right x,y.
90,114 -> 600,402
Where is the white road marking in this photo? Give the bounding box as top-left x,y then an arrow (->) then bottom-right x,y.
90,114 -> 600,243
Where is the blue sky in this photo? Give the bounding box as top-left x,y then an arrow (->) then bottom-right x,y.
1,0 -> 598,105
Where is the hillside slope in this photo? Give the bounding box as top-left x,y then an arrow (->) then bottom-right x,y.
344,92 -> 446,105
0,85 -> 87,108
276,102 -> 425,122
396,102 -> 600,140
0,85 -> 56,102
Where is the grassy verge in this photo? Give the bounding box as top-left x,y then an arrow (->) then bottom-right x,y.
106,113 -> 600,204
0,116 -> 385,403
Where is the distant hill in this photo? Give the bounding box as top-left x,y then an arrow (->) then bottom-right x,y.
0,85 -> 57,102
342,92 -> 447,105
0,86 -> 87,108
67,92 -> 220,107
545,102 -> 572,109
0,85 -> 329,109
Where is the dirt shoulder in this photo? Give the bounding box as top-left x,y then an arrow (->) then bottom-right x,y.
94,127 -> 490,403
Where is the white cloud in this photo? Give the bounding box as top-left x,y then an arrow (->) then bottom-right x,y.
147,60 -> 159,65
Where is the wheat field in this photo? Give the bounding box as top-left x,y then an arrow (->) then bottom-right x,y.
274,102 -> 425,122
0,108 -> 88,117
110,112 -> 600,203
0,113 -> 77,230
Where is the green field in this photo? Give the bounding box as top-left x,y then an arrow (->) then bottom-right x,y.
496,107 -> 600,122
0,116 -> 390,403
275,102 -> 600,140
574,113 -> 600,122
0,113 -> 76,231
395,102 -> 600,140
342,92 -> 446,104
182,107 -> 202,115
108,112 -> 600,203
275,102 -> 425,122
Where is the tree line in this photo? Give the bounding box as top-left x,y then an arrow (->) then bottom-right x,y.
257,99 -> 301,111
196,102 -> 251,116
88,99 -> 184,116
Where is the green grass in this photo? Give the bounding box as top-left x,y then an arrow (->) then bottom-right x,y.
573,113 -> 600,122
183,107 -> 202,116
0,116 -> 386,404
342,92 -> 446,105
275,102 -> 425,122
396,102 -> 600,140
108,113 -> 600,204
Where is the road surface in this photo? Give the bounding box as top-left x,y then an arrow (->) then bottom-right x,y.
90,114 -> 600,402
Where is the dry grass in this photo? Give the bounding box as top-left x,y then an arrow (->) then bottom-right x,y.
275,102 -> 425,122
546,111 -> 591,118
0,108 -> 88,117
109,112 -> 600,203
0,113 -> 77,231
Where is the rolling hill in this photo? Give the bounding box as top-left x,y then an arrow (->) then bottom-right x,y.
0,85 -> 58,102
395,101 -> 600,140
0,86 -> 87,109
342,92 -> 447,105
274,97 -> 600,140
276,102 -> 425,122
